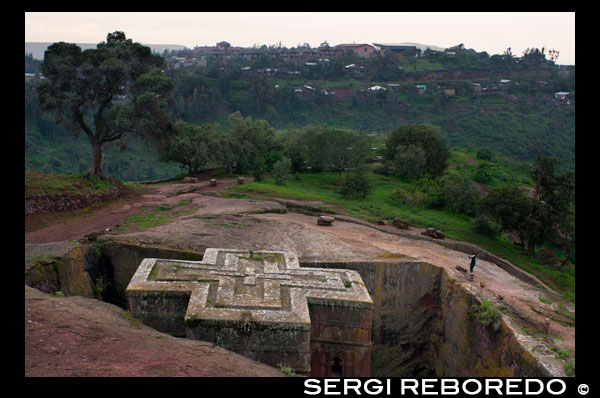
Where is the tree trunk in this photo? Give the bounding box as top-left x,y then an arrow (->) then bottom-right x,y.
560,244 -> 573,268
89,140 -> 104,178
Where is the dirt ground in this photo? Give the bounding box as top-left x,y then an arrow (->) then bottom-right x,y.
25,178 -> 237,244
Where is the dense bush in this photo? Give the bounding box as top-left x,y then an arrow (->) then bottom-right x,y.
385,124 -> 450,178
473,165 -> 492,184
471,215 -> 500,237
476,147 -> 495,161
272,157 -> 292,185
393,144 -> 427,180
340,167 -> 372,199
441,173 -> 482,216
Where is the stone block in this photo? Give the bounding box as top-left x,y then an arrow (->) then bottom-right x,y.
317,216 -> 335,226
126,248 -> 373,376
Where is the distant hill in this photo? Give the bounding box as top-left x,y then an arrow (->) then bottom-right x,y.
25,42 -> 187,59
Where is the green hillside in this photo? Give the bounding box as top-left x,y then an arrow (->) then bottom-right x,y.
25,45 -> 575,180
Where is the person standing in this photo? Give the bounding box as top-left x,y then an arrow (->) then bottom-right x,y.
469,252 -> 476,273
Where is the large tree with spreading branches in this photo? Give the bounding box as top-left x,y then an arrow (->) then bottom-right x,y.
37,31 -> 174,178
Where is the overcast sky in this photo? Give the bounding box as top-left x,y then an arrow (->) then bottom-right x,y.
25,12 -> 576,65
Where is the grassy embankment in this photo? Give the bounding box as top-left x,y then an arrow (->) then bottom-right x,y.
223,149 -> 575,302
25,171 -> 143,232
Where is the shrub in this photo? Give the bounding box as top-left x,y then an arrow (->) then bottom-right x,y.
476,147 -> 495,161
385,124 -> 449,178
252,155 -> 267,182
340,167 -> 372,199
373,162 -> 393,176
393,144 -> 427,180
272,158 -> 292,185
474,298 -> 503,332
390,188 -> 429,208
441,173 -> 482,216
473,165 -> 492,184
471,215 -> 500,237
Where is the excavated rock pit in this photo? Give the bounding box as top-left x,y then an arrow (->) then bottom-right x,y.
25,240 -> 561,377
25,196 -> 570,377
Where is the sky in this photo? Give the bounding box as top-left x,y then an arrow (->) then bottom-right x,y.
25,12 -> 576,65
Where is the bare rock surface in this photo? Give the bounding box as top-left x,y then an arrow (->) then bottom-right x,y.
25,285 -> 285,377
25,183 -> 574,376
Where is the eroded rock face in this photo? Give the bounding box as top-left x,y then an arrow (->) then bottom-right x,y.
303,261 -> 556,377
25,285 -> 286,377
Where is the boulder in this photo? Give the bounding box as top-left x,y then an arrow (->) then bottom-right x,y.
422,227 -> 445,239
392,218 -> 410,229
237,177 -> 245,185
376,220 -> 387,226
183,177 -> 199,184
317,215 -> 335,226
210,179 -> 218,186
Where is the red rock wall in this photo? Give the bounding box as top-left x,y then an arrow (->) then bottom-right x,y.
308,303 -> 372,376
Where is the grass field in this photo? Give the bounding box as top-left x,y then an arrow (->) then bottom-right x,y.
25,171 -> 117,197
224,151 -> 574,301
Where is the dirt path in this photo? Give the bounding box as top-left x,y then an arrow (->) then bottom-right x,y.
24,178 -> 238,244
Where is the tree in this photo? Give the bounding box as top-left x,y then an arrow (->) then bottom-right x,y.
522,47 -> 547,65
252,154 -> 267,182
319,128 -> 372,182
340,167 -> 372,199
227,112 -> 281,173
281,128 -> 309,173
37,31 -> 174,178
532,156 -> 575,266
385,124 -> 449,178
272,157 -> 292,185
162,120 -> 221,175
393,144 -> 427,180
480,185 -> 550,254
441,173 -> 482,216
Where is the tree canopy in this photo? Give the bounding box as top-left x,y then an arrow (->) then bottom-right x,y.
385,124 -> 449,178
37,31 -> 174,177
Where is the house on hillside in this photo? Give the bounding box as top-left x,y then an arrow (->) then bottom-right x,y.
372,43 -> 417,57
335,43 -> 376,58
318,44 -> 344,59
443,88 -> 456,97
416,84 -> 427,95
216,41 -> 231,51
471,82 -> 482,93
554,92 -> 571,102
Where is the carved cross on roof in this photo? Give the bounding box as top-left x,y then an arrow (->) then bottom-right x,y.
126,248 -> 372,328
